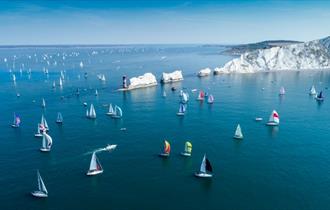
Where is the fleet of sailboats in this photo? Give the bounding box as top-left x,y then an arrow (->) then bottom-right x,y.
195,154 -> 213,178
159,140 -> 171,157
31,170 -> 48,198
86,152 -> 103,176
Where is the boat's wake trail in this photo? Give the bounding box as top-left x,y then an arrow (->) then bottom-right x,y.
84,144 -> 117,155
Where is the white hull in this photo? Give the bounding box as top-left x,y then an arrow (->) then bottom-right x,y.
180,152 -> 191,157
106,112 -> 115,116
31,191 -> 48,198
176,112 -> 184,116
111,115 -> 121,119
233,135 -> 243,140
86,170 -> 103,176
266,122 -> 279,126
255,117 -> 263,121
195,172 -> 212,178
315,97 -> 324,101
11,124 -> 19,128
34,133 -> 43,138
40,148 -> 50,152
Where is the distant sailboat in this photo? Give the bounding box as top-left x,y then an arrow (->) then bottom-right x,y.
233,124 -> 243,139
181,92 -> 189,103
31,170 -> 48,198
56,112 -> 63,124
101,74 -> 106,82
159,140 -> 171,157
106,104 -> 115,116
266,110 -> 280,126
41,98 -> 46,108
86,152 -> 103,176
180,141 -> 192,156
176,103 -> 186,116
196,90 -> 205,101
207,94 -> 214,104
279,87 -> 285,95
52,81 -> 56,89
315,91 -> 324,101
40,132 -> 52,152
34,124 -> 44,137
95,89 -> 98,96
162,90 -> 167,98
86,104 -> 96,119
309,85 -> 317,95
41,115 -> 49,131
111,105 -> 122,119
59,77 -> 63,87
11,113 -> 21,128
195,154 -> 213,178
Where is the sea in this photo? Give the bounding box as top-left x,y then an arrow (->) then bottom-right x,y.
0,45 -> 330,210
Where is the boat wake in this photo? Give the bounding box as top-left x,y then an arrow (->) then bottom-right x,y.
84,144 -> 117,155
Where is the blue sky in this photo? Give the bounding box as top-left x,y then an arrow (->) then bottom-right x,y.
0,0 -> 329,45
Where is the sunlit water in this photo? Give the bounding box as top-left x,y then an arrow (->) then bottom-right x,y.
0,45 -> 330,210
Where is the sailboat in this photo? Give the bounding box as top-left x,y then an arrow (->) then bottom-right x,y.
315,91 -> 324,101
309,85 -> 317,95
56,112 -> 63,124
86,104 -> 96,119
181,92 -> 189,103
86,152 -> 103,176
31,170 -> 48,198
59,77 -> 63,87
162,90 -> 167,98
101,74 -> 106,82
159,140 -> 171,157
95,89 -> 98,96
266,110 -> 280,126
12,74 -> 16,82
195,154 -> 213,178
207,94 -> 214,104
11,113 -> 21,128
106,104 -> 115,116
176,103 -> 186,116
233,124 -> 243,139
279,87 -> 285,95
180,141 -> 192,156
41,115 -> 49,131
52,81 -> 56,89
41,98 -> 46,108
40,132 -> 52,152
34,123 -> 44,137
196,90 -> 205,101
111,105 -> 122,119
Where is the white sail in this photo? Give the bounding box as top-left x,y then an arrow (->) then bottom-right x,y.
52,81 -> 56,88
310,85 -> 316,95
56,112 -> 63,122
42,134 -> 47,149
37,171 -> 48,194
89,152 -> 102,171
59,77 -> 63,87
41,115 -> 49,130
89,104 -> 96,118
109,104 -> 114,114
182,92 -> 189,103
95,89 -> 98,96
114,105 -> 122,118
200,155 -> 206,173
44,133 -> 53,149
268,110 -> 280,124
101,75 -> 106,81
234,124 -> 243,138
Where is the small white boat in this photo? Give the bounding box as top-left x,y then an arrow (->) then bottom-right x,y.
266,110 -> 280,126
176,103 -> 186,116
180,141 -> 192,157
279,87 -> 285,95
86,104 -> 96,119
207,94 -> 214,104
31,170 -> 48,198
11,113 -> 21,128
83,102 -> 87,107
40,132 -> 52,152
309,85 -> 317,95
159,140 -> 171,157
233,124 -> 243,139
106,104 -> 115,116
86,152 -> 103,176
41,98 -> 46,108
255,117 -> 263,121
195,154 -> 213,178
34,123 -> 44,137
111,105 -> 122,119
56,112 -> 63,124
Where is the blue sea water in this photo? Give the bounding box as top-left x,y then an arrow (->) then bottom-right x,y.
0,45 -> 330,210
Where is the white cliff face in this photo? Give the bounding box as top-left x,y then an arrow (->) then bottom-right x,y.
128,73 -> 157,89
215,36 -> 330,74
161,70 -> 183,83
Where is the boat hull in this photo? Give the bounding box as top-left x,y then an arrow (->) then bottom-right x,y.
86,170 -> 103,176
159,153 -> 170,157
31,191 -> 48,198
315,97 -> 324,101
195,172 -> 212,178
11,124 -> 19,128
34,133 -> 43,138
266,122 -> 279,126
233,135 -> 243,140
40,148 -> 51,152
180,152 -> 191,157
106,113 -> 114,116
176,112 -> 184,116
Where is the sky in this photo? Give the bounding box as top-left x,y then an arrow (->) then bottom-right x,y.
0,0 -> 329,45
